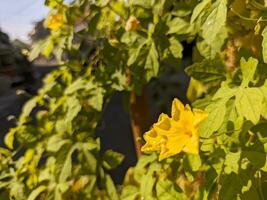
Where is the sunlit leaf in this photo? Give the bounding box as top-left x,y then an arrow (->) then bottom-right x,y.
201,0 -> 227,45
156,179 -> 184,200
167,17 -> 191,34
262,26 -> 267,63
27,185 -> 47,200
169,37 -> 183,58
191,0 -> 211,23
240,57 -> 258,87
235,88 -> 263,124
200,99 -> 227,138
145,41 -> 159,80
102,150 -> 124,170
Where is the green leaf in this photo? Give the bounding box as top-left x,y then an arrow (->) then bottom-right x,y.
145,41 -> 159,80
191,0 -> 211,23
88,88 -> 104,111
167,17 -> 191,34
129,0 -> 152,9
111,69 -> 128,91
235,88 -> 263,124
27,185 -> 47,200
47,135 -> 71,152
55,119 -> 68,135
186,154 -> 202,172
10,182 -> 26,200
121,32 -> 140,45
83,147 -> 97,173
83,140 -> 99,151
120,186 -> 140,200
260,81 -> 267,119
224,151 -> 241,174
202,0 -> 227,45
140,171 -> 156,198
153,0 -> 167,16
59,146 -> 76,183
212,83 -> 236,100
29,40 -> 46,61
262,26 -> 267,63
169,37 -> 183,58
135,154 -> 157,171
97,0 -> 109,6
219,173 -> 241,200
240,57 -> 258,87
54,186 -> 62,200
200,99 -> 227,138
4,128 -> 16,149
156,179 -> 184,200
56,96 -> 81,133
42,39 -> 54,58
127,42 -> 146,66
22,98 -> 37,117
186,78 -> 207,102
196,29 -> 227,58
185,59 -> 226,83
105,174 -> 119,200
65,78 -> 90,95
134,154 -> 158,181
203,167 -> 218,196
241,184 -> 261,200
66,96 -> 81,123
171,1 -> 196,17
217,99 -> 238,136
102,150 -> 124,170
54,183 -> 69,200
0,147 -> 11,156
243,150 -> 266,168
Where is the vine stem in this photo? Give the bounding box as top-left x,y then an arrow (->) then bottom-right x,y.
129,89 -> 152,158
258,171 -> 264,200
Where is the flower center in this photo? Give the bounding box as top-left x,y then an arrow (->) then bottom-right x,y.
184,131 -> 192,137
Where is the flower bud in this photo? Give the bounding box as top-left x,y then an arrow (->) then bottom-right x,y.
125,16 -> 140,32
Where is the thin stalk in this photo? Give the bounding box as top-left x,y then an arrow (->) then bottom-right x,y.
129,89 -> 152,158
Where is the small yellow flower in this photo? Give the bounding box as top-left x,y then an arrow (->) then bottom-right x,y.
141,98 -> 208,161
125,16 -> 140,32
46,12 -> 64,31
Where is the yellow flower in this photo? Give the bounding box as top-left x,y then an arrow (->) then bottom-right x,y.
141,98 -> 208,161
46,12 -> 64,31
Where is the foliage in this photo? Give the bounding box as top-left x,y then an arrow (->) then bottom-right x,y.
1,0 -> 267,199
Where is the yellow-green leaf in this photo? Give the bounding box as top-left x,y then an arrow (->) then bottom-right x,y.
235,88 -> 263,124
202,0 -> 227,45
262,26 -> 267,63
4,128 -> 16,149
28,185 -> 47,200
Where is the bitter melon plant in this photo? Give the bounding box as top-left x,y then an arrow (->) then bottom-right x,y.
1,0 -> 267,199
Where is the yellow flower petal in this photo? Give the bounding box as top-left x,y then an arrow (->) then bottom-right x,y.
141,98 -> 208,161
154,113 -> 171,131
179,107 -> 194,129
171,98 -> 184,121
141,129 -> 161,152
183,134 -> 199,154
159,134 -> 190,161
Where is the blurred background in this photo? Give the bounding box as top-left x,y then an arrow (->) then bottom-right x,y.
0,0 -> 190,184
0,0 -> 56,136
